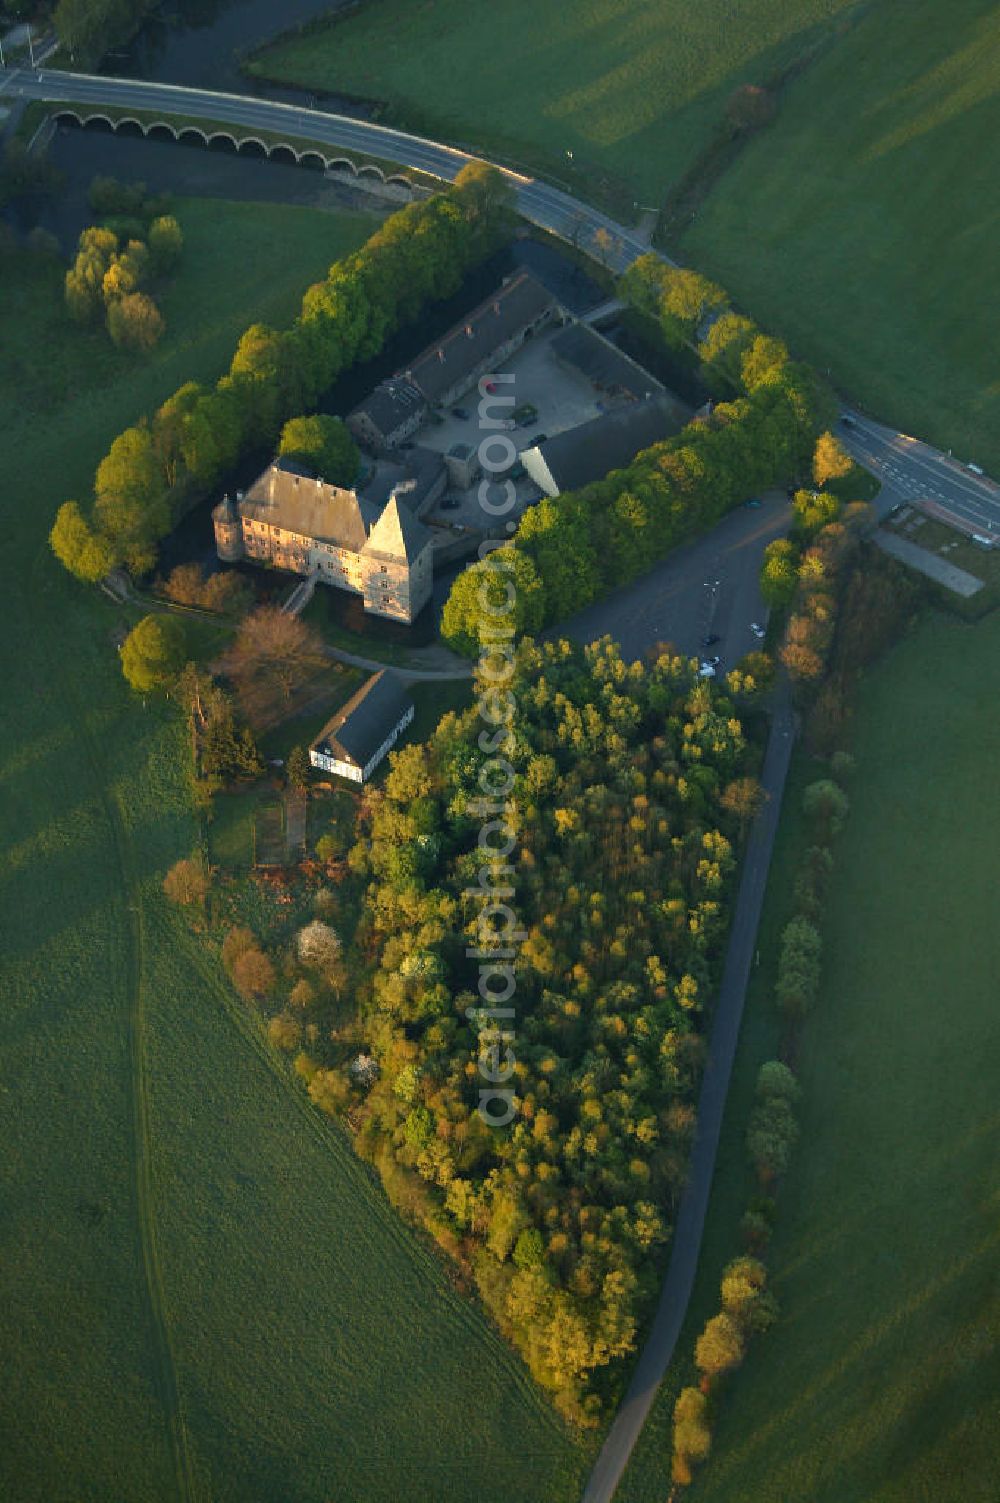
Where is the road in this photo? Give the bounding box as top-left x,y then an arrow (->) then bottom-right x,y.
840,412 -> 1000,532
0,67 -> 652,272
582,687 -> 797,1503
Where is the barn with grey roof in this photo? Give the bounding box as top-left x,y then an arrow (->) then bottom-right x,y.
309,671 -> 415,783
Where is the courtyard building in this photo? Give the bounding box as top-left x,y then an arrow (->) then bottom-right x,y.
347,270 -> 558,452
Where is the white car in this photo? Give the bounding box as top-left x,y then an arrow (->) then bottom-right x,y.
699,662 -> 717,679
750,623 -> 766,639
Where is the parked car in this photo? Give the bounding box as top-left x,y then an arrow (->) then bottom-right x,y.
441,496 -> 461,510
452,406 -> 470,420
703,634 -> 721,648
744,496 -> 762,508
750,623 -> 766,640
531,432 -> 548,445
698,662 -> 717,679
840,413 -> 856,428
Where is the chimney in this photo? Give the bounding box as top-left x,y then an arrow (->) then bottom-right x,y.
465,325 -> 473,338
437,348 -> 444,361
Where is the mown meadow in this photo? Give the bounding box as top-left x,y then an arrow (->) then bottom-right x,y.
682,0 -> 1000,473
250,0 -> 858,206
618,605 -> 1000,1502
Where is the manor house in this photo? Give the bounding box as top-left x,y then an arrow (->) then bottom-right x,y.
213,457 -> 434,623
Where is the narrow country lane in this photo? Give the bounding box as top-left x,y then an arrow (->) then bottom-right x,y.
582,689 -> 796,1503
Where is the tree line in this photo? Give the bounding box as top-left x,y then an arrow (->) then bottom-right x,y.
49,163 -> 515,584
670,762 -> 852,1488
442,255 -> 834,653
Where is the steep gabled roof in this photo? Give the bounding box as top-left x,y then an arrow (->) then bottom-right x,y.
310,671 -> 414,771
362,494 -> 432,564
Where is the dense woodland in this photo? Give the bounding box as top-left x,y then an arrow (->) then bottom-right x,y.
442,256 -> 832,651
330,637 -> 767,1421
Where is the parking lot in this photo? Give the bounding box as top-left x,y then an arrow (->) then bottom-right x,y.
555,490 -> 789,669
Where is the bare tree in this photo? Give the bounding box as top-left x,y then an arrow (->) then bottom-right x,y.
223,605 -> 326,728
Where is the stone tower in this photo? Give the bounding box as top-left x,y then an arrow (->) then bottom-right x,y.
213,493 -> 244,563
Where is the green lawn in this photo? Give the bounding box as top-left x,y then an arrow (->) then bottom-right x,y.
250,0 -> 858,206
0,196 -> 584,1500
620,605 -> 1000,1502
682,0 -> 1000,473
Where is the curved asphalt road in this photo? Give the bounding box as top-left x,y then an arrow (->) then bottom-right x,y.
0,67 -> 653,273
6,62 -> 1000,1502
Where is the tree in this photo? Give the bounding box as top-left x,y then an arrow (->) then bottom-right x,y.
813,430 -> 853,488
49,500 -> 117,582
267,1013 -> 302,1051
288,978 -> 316,1011
286,745 -> 311,791
231,946 -> 276,1000
120,614 -> 185,693
803,778 -> 849,839
163,857 -> 209,908
592,226 -> 618,269
278,413 -> 359,487
775,916 -> 822,1017
148,215 -> 183,275
452,161 -> 515,233
755,1059 -> 801,1106
694,1311 -> 745,1384
222,925 -> 257,975
747,1094 -> 799,1181
223,606 -> 326,728
162,562 -> 205,607
671,1385 -> 712,1485
720,776 -> 764,828
440,547 -> 545,657
760,538 -> 800,609
297,919 -> 342,977
740,333 -> 790,393
720,1255 -> 768,1322
792,487 -> 841,540
698,310 -> 756,394
107,292 -> 165,353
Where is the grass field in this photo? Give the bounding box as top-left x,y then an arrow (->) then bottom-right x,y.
251,0 -> 858,206
0,196 -> 584,1500
682,0 -> 1000,474
619,605 -> 1000,1502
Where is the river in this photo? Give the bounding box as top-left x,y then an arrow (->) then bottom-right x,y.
103,0 -> 362,103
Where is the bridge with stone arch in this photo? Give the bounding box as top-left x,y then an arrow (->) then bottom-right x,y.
48,106 -> 422,195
